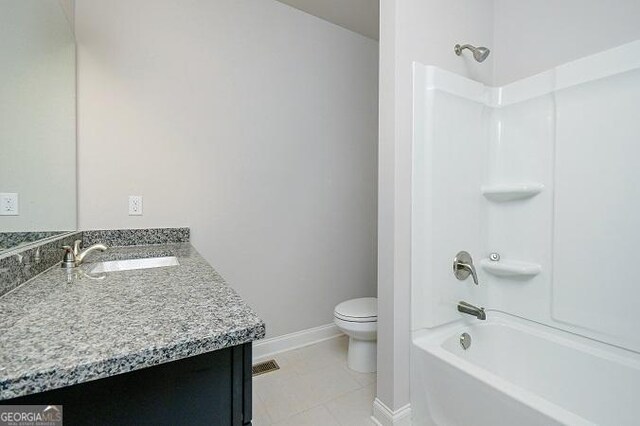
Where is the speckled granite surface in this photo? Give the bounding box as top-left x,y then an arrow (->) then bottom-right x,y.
0,243 -> 265,400
0,232 -> 81,297
0,231 -> 66,252
82,228 -> 190,247
0,229 -> 189,297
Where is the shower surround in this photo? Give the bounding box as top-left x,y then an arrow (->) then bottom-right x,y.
410,40 -> 640,425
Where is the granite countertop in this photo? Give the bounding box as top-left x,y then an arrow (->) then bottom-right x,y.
0,243 -> 265,400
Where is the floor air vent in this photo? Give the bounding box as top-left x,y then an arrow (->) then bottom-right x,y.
252,359 -> 280,376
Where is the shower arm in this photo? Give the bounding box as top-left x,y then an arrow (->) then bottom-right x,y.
454,44 -> 476,55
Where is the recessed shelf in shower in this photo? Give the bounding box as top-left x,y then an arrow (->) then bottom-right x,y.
481,183 -> 544,202
480,258 -> 541,278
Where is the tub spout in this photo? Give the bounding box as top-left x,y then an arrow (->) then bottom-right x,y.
458,301 -> 486,320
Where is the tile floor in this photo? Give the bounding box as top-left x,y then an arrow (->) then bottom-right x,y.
252,335 -> 376,425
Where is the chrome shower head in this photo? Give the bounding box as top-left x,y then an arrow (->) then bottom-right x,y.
454,44 -> 490,63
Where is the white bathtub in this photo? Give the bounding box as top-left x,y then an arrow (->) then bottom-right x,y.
411,313 -> 640,426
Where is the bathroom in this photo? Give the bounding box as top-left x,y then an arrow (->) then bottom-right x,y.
1,0 -> 639,425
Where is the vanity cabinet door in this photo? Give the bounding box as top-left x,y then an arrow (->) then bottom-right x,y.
3,343 -> 253,426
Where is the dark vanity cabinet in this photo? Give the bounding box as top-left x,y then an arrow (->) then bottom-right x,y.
5,343 -> 253,426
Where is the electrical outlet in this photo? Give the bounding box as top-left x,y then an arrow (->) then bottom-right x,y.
128,195 -> 143,216
0,193 -> 19,216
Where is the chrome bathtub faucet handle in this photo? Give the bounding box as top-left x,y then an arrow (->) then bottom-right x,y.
453,251 -> 479,285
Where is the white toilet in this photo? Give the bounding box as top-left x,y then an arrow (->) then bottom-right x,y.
334,297 -> 377,373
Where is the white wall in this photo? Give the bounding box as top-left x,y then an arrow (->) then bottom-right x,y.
275,0 -> 379,40
411,66 -> 490,333
75,0 -> 379,338
57,0 -> 74,26
0,0 -> 76,232
493,0 -> 640,85
377,0 -> 493,413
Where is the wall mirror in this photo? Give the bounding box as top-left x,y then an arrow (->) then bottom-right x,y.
0,0 -> 76,253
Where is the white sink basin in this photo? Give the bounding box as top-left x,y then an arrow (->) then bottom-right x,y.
90,256 -> 180,273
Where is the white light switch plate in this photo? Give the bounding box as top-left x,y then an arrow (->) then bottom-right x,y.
128,195 -> 143,216
0,193 -> 19,216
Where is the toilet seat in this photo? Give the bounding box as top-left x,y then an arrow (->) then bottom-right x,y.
334,297 -> 377,323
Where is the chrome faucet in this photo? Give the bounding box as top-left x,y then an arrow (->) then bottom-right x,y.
458,301 -> 486,320
75,240 -> 107,265
61,240 -> 107,268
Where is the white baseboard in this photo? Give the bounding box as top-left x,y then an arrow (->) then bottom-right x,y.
252,323 -> 343,362
371,398 -> 411,426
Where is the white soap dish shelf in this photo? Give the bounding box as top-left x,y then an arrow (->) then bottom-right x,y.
481,183 -> 543,202
480,258 -> 541,278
